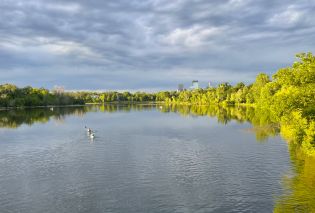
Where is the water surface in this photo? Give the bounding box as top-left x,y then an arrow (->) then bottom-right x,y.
0,105 -> 305,212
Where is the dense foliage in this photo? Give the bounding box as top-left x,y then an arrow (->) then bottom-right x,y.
71,91 -> 156,103
0,84 -> 84,107
154,53 -> 314,112
157,53 -> 315,156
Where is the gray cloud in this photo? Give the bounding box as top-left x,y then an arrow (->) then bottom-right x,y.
0,0 -> 314,90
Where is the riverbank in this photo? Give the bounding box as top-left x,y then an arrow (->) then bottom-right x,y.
0,104 -> 86,111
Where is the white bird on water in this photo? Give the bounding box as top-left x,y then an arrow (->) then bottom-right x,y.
85,126 -> 95,139
85,126 -> 92,134
90,133 -> 95,139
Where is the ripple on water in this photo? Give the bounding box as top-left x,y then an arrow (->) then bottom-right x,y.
0,108 -> 292,213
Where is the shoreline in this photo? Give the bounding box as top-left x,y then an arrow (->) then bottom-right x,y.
0,104 -> 87,111
0,101 -> 256,111
0,101 -> 160,111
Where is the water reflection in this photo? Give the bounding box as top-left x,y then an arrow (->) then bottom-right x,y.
158,105 -> 315,211
0,107 -> 87,128
0,104 -> 280,143
0,104 -> 156,129
0,104 -> 313,211
274,144 -> 315,212
159,104 -> 280,142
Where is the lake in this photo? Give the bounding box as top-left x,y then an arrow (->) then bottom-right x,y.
0,104 -> 313,212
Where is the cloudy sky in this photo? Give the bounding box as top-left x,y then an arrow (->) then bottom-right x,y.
0,0 -> 314,91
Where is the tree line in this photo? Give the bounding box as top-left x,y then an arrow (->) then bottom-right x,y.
0,84 -> 84,107
158,53 -> 315,156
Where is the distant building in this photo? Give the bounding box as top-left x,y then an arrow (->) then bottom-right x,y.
190,80 -> 199,90
207,82 -> 212,88
52,85 -> 65,94
177,84 -> 184,92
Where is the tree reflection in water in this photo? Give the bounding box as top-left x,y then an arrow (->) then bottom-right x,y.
0,104 -> 313,211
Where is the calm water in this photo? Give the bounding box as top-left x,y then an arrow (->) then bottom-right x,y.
0,105 -> 304,212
